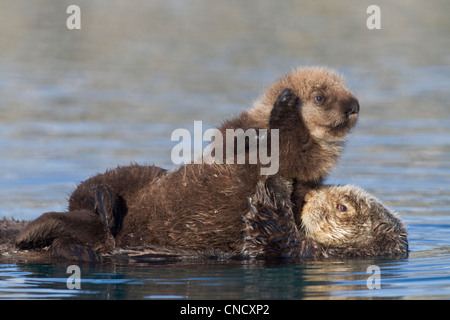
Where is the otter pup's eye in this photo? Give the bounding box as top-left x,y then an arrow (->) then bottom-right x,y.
336,204 -> 347,212
314,95 -> 324,103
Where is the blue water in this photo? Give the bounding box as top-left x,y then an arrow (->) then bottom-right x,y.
1,0 -> 450,300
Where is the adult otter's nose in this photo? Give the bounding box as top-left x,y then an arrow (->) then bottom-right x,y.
346,99 -> 360,116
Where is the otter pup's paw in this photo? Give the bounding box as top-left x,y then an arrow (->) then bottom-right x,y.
91,184 -> 121,237
269,88 -> 301,128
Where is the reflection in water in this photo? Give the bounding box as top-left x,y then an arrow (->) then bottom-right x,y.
2,250 -> 449,299
0,0 -> 449,299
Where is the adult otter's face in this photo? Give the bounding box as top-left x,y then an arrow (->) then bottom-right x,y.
301,185 -> 371,247
301,185 -> 408,255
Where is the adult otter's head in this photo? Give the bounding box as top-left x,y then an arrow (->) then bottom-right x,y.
301,185 -> 408,257
251,67 -> 359,141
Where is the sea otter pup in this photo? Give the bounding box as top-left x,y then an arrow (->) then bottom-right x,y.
219,67 -> 359,212
15,67 -> 359,261
242,180 -> 408,259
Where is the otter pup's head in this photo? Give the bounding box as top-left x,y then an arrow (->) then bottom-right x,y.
301,185 -> 408,257
251,67 -> 359,141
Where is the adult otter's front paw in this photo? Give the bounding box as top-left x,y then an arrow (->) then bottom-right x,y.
240,179 -> 301,258
269,88 -> 301,128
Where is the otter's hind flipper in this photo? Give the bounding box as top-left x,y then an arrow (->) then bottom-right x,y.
15,212 -> 64,250
50,238 -> 102,262
15,210 -> 114,262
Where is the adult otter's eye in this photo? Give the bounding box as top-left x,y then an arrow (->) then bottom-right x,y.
336,204 -> 347,212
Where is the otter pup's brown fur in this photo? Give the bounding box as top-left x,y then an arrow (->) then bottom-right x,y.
15,67 -> 359,261
220,67 -> 359,215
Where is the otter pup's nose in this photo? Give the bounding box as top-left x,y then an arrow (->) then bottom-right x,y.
346,100 -> 360,116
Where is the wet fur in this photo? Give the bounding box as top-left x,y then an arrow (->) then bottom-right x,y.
220,67 -> 359,216
16,89 -> 305,259
5,181 -> 408,261
15,67 -> 360,261
300,185 -> 409,257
